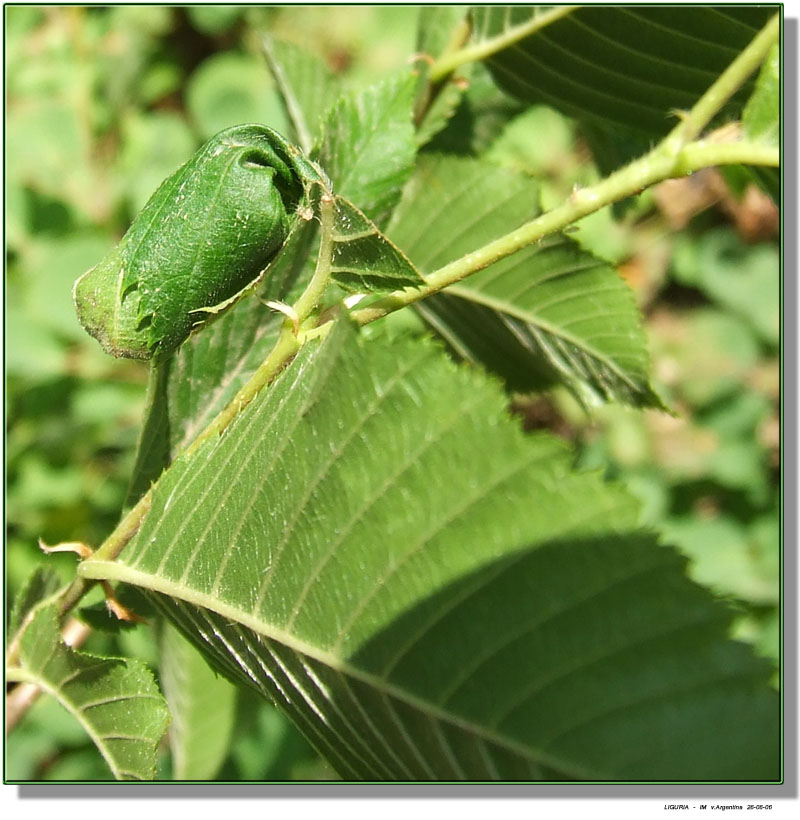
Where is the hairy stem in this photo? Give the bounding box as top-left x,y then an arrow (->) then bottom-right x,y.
293,192 -> 335,324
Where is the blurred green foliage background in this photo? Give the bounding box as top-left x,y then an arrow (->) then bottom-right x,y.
5,5 -> 779,780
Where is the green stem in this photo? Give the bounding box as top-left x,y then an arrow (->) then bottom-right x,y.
664,11 -> 780,146
352,9 -> 780,324
293,192 -> 335,324
429,5 -> 578,82
350,137 -> 775,326
352,11 -> 780,326
677,140 -> 779,172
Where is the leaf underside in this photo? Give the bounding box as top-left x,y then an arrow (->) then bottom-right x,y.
9,606 -> 170,781
474,6 -> 772,137
83,322 -> 778,781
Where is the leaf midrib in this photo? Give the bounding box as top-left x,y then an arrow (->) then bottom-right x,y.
78,559 -> 603,780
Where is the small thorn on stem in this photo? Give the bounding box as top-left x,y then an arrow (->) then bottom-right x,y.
261,299 -> 300,336
668,108 -> 691,122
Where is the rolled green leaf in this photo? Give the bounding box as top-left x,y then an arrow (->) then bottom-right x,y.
74,124 -> 326,360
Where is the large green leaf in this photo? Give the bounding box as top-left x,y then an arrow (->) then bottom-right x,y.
474,6 -> 773,138
82,322 -> 778,780
7,606 -> 170,781
387,155 -> 661,406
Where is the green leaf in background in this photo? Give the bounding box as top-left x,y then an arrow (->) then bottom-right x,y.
82,322 -> 778,780
474,6 -> 772,137
160,621 -> 237,780
118,111 -> 197,214
21,232 -> 115,346
664,516 -> 778,607
186,5 -> 246,36
423,59 -> 525,157
486,104 -> 576,180
263,36 -> 339,155
186,51 -> 289,140
221,689 -> 314,779
6,99 -> 86,215
654,309 -> 762,409
671,227 -> 779,346
314,72 -> 417,225
388,155 -> 662,407
7,606 -> 170,781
